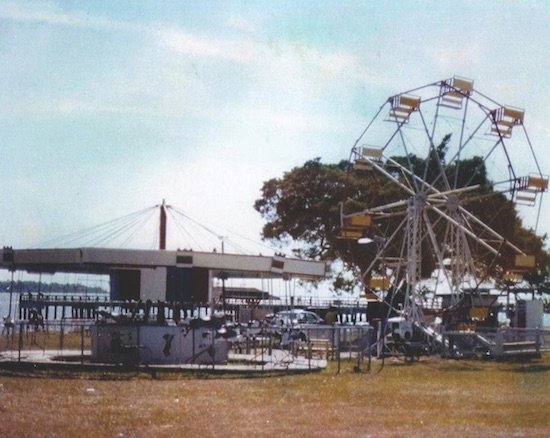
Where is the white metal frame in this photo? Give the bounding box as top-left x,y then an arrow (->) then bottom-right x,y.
342,77 -> 545,325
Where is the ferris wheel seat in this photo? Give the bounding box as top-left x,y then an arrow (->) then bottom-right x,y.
501,106 -> 525,123
388,94 -> 420,122
514,254 -> 536,269
503,272 -> 523,282
397,94 -> 421,109
344,214 -> 372,228
361,146 -> 383,161
368,277 -> 390,289
439,77 -> 474,109
388,109 -> 413,122
514,175 -> 548,197
526,175 -> 548,191
449,76 -> 474,93
336,229 -> 363,240
468,306 -> 489,321
514,192 -> 538,205
490,106 -> 525,137
440,91 -> 466,109
353,148 -> 382,170
353,158 -> 374,171
490,125 -> 513,138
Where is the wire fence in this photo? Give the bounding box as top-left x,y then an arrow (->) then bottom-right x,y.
0,320 -> 375,375
0,319 -> 93,363
3,318 -> 548,374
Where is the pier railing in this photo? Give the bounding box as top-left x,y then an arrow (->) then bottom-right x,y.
14,292 -> 373,326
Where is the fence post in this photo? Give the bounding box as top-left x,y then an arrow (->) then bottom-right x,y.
307,328 -> 311,370
80,324 -> 85,364
211,327 -> 215,370
18,322 -> 23,362
493,329 -> 503,358
60,320 -> 64,352
367,326 -> 372,372
356,327 -> 361,371
336,327 -> 341,374
261,335 -> 265,372
137,325 -> 141,366
9,322 -> 14,352
377,320 -> 382,358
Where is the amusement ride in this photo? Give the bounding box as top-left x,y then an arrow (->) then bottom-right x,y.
339,76 -> 547,354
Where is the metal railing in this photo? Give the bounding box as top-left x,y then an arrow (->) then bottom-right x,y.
0,319 -> 93,363
0,320 -> 374,374
440,327 -> 550,359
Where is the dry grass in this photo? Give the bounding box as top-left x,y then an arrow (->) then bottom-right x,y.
0,355 -> 549,437
0,328 -> 91,352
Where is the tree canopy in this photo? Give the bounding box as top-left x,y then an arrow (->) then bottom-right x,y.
254,143 -> 549,292
254,159 -> 348,260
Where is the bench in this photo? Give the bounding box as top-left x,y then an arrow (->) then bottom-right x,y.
301,338 -> 334,360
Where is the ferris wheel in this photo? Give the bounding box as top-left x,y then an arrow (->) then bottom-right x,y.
340,76 -> 547,324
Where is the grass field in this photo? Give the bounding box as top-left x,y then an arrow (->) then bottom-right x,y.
0,326 -> 92,352
0,354 -> 549,437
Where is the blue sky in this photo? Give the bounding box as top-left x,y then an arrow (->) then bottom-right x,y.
1,0 -> 549,254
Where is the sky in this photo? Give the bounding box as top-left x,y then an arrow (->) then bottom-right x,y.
1,0 -> 549,261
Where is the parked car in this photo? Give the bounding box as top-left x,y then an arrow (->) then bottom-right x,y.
269,309 -> 324,327
266,310 -> 324,348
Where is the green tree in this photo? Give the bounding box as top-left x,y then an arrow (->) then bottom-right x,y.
254,158 -> 348,260
255,148 -> 549,291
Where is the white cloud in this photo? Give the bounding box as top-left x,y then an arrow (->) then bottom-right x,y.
2,97 -> 164,118
0,1 -> 142,33
157,27 -> 259,63
0,1 -> 371,108
54,99 -> 156,116
226,14 -> 259,34
425,44 -> 484,71
237,106 -> 334,131
155,25 -> 374,99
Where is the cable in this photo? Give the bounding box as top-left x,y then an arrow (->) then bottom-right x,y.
33,206 -> 156,248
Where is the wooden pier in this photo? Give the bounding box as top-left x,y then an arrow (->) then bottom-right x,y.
16,292 -> 372,325
18,293 -> 213,322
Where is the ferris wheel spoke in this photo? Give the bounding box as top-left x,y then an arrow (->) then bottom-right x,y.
360,216 -> 408,282
351,103 -> 387,151
386,155 -> 483,202
520,125 -> 544,176
457,205 -> 525,255
443,113 -> 488,165
429,204 -> 499,256
453,92 -> 471,188
417,109 -> 452,191
393,123 -> 422,192
422,210 -> 454,289
450,110 -> 489,188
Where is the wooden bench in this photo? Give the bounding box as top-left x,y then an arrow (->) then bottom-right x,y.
301,338 -> 334,360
